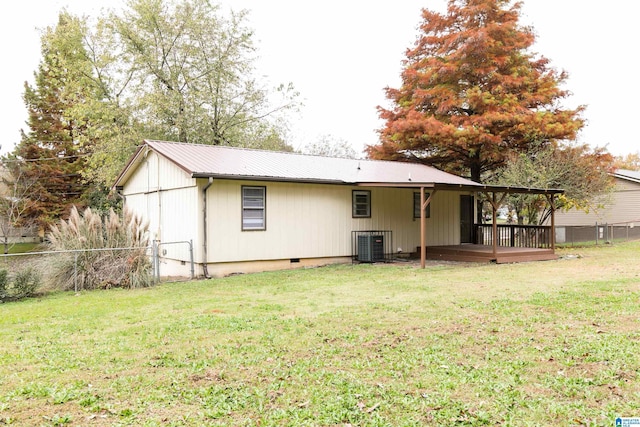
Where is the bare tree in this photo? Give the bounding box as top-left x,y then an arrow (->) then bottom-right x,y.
0,162 -> 40,254
300,134 -> 359,159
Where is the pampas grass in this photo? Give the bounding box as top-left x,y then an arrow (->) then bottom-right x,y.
47,206 -> 151,290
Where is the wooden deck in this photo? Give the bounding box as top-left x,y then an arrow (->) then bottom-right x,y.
424,244 -> 558,264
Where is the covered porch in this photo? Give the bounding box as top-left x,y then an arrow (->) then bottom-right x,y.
415,184 -> 563,266
355,180 -> 563,267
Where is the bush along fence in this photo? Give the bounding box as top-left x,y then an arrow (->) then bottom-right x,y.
0,267 -> 41,302
0,241 -> 195,301
0,246 -> 152,298
555,220 -> 640,246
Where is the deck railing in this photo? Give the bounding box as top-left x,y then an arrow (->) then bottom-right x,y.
475,224 -> 553,249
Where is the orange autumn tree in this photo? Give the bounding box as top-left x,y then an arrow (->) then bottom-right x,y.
613,152 -> 640,171
367,0 -> 584,183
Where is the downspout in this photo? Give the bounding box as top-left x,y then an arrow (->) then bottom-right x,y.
202,177 -> 214,279
157,151 -> 162,242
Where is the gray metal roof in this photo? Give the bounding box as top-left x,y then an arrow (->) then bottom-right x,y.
114,140 -> 564,194
613,169 -> 640,184
119,140 -> 481,187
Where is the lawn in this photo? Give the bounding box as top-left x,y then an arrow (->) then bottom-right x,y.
1,242 -> 42,255
1,242 -> 639,426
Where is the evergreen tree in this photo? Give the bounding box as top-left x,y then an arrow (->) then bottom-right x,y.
367,0 -> 584,183
11,12 -> 101,226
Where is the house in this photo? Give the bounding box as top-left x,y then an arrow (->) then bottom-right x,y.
113,140 -> 563,278
554,169 -> 640,243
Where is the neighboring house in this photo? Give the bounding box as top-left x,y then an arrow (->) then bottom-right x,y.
554,169 -> 640,243
114,140 -> 562,278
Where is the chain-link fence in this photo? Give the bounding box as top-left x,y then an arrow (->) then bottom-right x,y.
556,220 -> 640,246
0,241 -> 195,296
0,247 -> 153,292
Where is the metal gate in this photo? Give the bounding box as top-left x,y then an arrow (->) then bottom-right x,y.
152,240 -> 194,282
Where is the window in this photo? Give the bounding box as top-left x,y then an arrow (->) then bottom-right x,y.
352,190 -> 371,218
413,191 -> 431,219
242,186 -> 266,230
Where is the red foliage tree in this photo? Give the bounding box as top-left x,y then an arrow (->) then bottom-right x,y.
367,0 -> 584,183
9,12 -> 95,227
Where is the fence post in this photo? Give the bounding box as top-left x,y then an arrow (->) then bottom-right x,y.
611,224 -> 614,243
189,239 -> 194,280
152,241 -> 159,284
74,252 -> 78,293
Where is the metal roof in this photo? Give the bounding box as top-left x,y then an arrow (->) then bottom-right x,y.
113,140 -> 564,194
613,169 -> 640,184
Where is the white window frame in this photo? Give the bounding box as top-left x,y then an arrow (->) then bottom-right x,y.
242,186 -> 266,231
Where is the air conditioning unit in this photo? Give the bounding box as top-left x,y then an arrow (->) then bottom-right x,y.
357,235 -> 384,262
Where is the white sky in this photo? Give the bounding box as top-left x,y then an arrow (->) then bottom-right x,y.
1,0 -> 637,158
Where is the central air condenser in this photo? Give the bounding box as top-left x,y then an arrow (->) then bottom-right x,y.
357,234 -> 384,262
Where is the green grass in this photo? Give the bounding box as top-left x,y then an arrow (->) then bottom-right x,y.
1,242 -> 41,255
1,242 -> 639,426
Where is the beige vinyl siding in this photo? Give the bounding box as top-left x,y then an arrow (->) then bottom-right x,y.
207,180 -> 467,263
122,151 -> 199,260
554,177 -> 640,226
123,151 -> 194,195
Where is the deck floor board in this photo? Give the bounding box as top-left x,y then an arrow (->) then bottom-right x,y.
424,244 -> 558,263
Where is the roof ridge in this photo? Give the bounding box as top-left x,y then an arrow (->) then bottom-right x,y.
144,139 -> 447,169
144,139 -> 361,160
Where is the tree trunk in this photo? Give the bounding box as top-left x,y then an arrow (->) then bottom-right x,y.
469,150 -> 483,223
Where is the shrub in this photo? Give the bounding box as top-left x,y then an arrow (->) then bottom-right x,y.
47,206 -> 151,291
0,267 -> 41,301
0,269 -> 7,301
11,267 -> 41,299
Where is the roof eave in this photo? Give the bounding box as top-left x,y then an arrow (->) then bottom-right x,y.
611,172 -> 640,184
357,182 -> 564,194
191,173 -> 346,185
111,143 -> 149,190
476,185 -> 565,195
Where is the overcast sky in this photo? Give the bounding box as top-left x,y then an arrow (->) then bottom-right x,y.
1,0 -> 637,157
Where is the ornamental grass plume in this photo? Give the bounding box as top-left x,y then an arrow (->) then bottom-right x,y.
47,206 -> 151,290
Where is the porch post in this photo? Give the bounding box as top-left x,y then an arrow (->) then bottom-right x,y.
420,187 -> 426,269
491,192 -> 498,257
547,194 -> 556,250
420,188 -> 436,269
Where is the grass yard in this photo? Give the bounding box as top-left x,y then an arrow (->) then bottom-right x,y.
1,242 -> 639,426
1,243 -> 42,255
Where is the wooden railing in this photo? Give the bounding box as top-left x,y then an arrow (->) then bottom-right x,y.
474,224 -> 553,249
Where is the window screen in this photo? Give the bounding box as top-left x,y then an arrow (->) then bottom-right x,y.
413,191 -> 431,219
352,190 -> 371,218
242,186 -> 266,230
